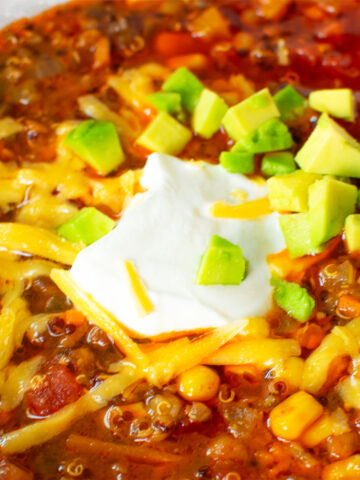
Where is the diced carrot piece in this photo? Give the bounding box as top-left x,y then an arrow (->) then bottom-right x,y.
166,54 -> 210,71
64,309 -> 86,327
154,31 -> 203,57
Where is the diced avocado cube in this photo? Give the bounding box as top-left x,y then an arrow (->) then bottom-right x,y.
222,88 -> 280,141
232,118 -> 293,154
162,67 -> 204,113
268,170 -> 322,213
296,114 -> 360,178
146,92 -> 184,118
261,152 -> 296,177
137,112 -> 192,155
196,235 -> 247,285
279,213 -> 323,258
345,214 -> 360,252
309,88 -> 355,122
57,207 -> 115,245
219,151 -> 254,174
308,177 -> 357,245
192,89 -> 228,139
65,120 -> 124,176
272,277 -> 315,322
358,189 -> 360,208
273,85 -> 306,121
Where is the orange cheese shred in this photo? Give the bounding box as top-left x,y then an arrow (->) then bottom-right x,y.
124,260 -> 154,316
210,196 -> 273,219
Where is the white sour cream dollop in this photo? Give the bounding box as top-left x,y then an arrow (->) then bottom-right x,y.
71,153 -> 285,336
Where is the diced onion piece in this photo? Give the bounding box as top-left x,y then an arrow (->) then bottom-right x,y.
0,117 -> 23,140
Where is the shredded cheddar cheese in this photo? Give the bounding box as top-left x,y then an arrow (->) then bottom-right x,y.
231,189 -> 248,202
210,196 -> 272,219
124,260 -> 154,316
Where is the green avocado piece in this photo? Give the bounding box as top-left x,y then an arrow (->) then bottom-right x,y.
136,112 -> 192,155
274,85 -> 306,122
261,152 -> 296,177
193,89 -> 228,139
272,277 -> 315,323
195,235 -> 247,286
219,151 -> 254,174
146,92 -> 184,118
222,88 -> 279,141
309,88 -> 355,122
345,214 -> 360,252
279,213 -> 323,258
231,118 -> 293,154
57,207 -> 115,245
162,67 -> 204,113
65,120 -> 124,176
295,114 -> 360,177
268,170 -> 322,213
308,177 -> 357,245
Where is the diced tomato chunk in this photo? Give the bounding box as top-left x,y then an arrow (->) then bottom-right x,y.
154,31 -> 204,57
26,364 -> 82,416
0,458 -> 33,480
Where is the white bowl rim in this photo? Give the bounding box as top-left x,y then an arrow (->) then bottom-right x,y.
0,0 -> 68,30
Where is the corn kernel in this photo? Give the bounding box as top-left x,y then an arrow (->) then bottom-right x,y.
269,390 -> 323,440
323,454 -> 360,480
301,408 -> 350,448
177,365 -> 220,402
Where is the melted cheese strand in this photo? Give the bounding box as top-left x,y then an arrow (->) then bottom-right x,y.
0,223 -> 82,265
50,269 -> 149,369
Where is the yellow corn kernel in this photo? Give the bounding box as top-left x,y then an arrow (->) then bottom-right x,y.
269,391 -> 323,440
177,365 -> 220,402
269,357 -> 304,388
301,408 -> 350,448
323,454 -> 360,480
